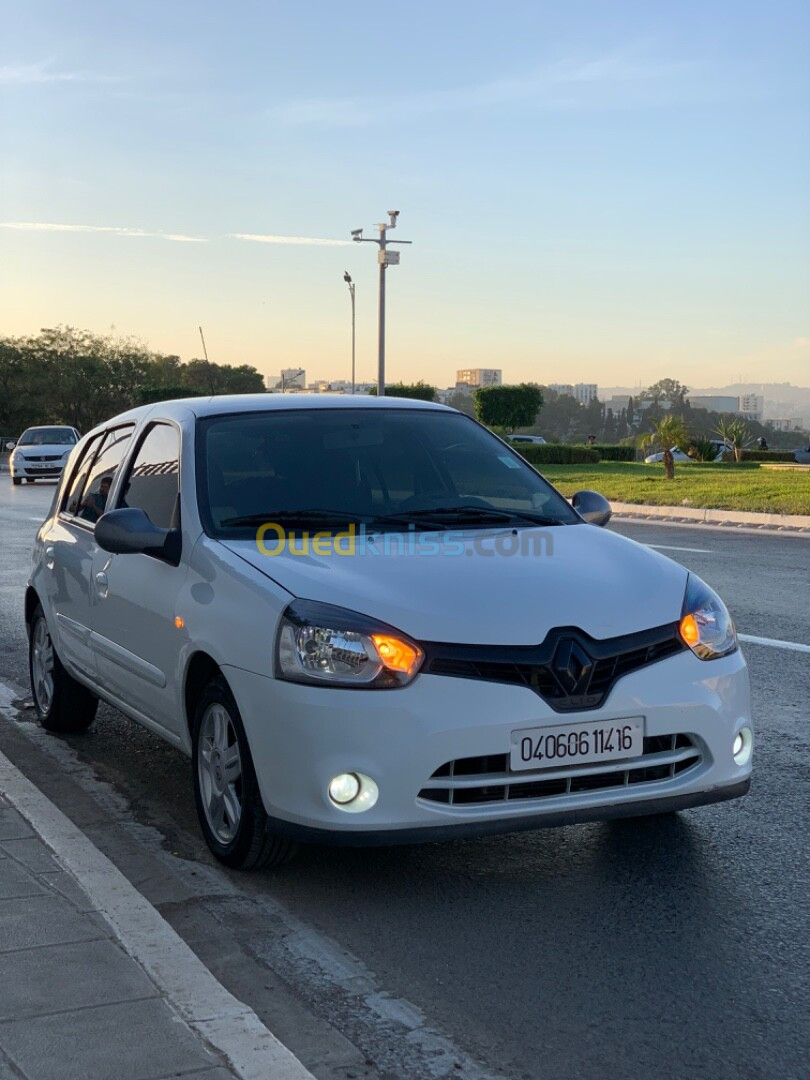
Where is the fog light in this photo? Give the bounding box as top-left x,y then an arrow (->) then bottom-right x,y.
329,773 -> 361,805
733,727 -> 753,767
327,772 -> 379,813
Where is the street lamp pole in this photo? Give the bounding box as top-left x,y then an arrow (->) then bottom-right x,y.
343,272 -> 356,394
350,211 -> 411,397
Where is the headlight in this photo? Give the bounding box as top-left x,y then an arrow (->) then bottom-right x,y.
679,574 -> 738,660
276,600 -> 424,688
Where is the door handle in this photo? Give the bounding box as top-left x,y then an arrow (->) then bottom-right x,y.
95,571 -> 109,598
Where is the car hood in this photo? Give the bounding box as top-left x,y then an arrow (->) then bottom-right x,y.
14,443 -> 72,456
220,525 -> 688,645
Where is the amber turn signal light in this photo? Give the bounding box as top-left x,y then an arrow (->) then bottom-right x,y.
371,634 -> 423,677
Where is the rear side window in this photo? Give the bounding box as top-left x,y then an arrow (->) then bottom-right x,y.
77,425 -> 135,524
119,423 -> 180,529
62,433 -> 106,517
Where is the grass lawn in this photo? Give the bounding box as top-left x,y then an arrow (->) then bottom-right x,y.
539,462 -> 810,516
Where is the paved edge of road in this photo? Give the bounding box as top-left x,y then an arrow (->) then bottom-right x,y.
0,744 -> 316,1080
608,501 -> 810,531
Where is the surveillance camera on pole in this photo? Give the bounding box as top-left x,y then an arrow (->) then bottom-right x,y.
349,209 -> 411,396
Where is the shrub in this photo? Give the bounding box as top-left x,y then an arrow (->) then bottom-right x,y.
686,436 -> 719,462
591,444 -> 635,462
732,450 -> 797,463
512,443 -> 600,465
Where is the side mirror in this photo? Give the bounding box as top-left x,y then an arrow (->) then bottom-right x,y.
572,490 -> 612,527
95,508 -> 181,564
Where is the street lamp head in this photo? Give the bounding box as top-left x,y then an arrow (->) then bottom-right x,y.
387,210 -> 399,227
344,271 -> 352,283
351,229 -> 363,240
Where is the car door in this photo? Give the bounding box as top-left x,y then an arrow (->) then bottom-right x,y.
90,421 -> 188,739
42,430 -> 107,680
44,425 -> 136,679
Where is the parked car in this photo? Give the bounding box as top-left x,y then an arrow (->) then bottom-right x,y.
26,397 -> 752,869
644,440 -> 731,464
507,434 -> 546,445
9,426 -> 80,484
794,445 -> 810,464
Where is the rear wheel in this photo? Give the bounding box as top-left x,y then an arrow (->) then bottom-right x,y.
192,676 -> 297,870
12,477 -> 21,486
28,605 -> 98,733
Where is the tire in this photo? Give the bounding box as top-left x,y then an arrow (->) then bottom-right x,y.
28,605 -> 98,733
12,477 -> 21,486
192,675 -> 297,870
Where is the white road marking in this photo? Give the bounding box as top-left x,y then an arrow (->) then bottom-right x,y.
644,543 -> 715,554
0,741 -> 316,1080
739,634 -> 810,654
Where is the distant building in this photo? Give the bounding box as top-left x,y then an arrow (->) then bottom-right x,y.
688,395 -> 739,414
607,395 -> 632,411
456,368 -> 502,388
768,417 -> 805,432
738,394 -> 764,421
281,368 -> 306,390
549,383 -> 598,405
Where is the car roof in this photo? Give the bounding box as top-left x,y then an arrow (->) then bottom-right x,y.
78,394 -> 457,444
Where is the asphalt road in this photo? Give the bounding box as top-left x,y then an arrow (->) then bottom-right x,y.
1,480 -> 808,1080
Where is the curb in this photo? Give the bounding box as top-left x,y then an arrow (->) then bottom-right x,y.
608,501 -> 810,532
0,747 -> 316,1080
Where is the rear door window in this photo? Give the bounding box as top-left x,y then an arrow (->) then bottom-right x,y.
61,433 -> 106,518
77,425 -> 136,524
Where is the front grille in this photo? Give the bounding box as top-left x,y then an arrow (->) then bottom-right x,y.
419,734 -> 701,807
24,455 -> 61,462
423,624 -> 685,712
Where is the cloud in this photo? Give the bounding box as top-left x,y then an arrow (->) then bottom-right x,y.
269,51 -> 695,127
0,222 -> 206,242
0,61 -> 119,85
230,233 -> 352,247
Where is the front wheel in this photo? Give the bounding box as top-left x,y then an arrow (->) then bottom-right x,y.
192,676 -> 297,870
28,605 -> 98,733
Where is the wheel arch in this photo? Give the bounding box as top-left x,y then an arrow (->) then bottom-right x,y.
25,586 -> 43,638
184,651 -> 223,736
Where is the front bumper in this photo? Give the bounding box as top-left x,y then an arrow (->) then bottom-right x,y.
10,460 -> 65,479
223,646 -> 752,844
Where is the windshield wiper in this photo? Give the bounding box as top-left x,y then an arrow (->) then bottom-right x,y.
381,505 -> 562,528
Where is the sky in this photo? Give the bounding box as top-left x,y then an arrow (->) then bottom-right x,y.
1,0 -> 808,390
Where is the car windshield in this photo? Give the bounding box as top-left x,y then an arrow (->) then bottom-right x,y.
18,427 -> 77,446
197,408 -> 579,536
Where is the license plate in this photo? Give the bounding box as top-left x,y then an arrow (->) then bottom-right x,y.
510,718 -> 644,771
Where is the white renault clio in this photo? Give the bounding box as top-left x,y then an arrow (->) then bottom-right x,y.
27,396 -> 752,869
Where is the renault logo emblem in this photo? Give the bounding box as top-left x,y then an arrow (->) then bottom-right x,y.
552,640 -> 594,696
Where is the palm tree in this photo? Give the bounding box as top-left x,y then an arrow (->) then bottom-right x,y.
642,415 -> 690,480
714,418 -> 749,463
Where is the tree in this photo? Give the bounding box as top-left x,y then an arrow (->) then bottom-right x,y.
714,418 -> 749,463
641,415 -> 690,479
368,381 -> 436,401
474,384 -> 543,432
642,379 -> 689,408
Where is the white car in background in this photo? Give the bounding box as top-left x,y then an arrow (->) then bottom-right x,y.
644,440 -> 731,465
507,434 -> 546,445
26,397 -> 752,870
9,426 -> 80,485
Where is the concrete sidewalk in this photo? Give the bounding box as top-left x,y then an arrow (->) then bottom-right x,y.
0,792 -> 239,1080
0,751 -> 315,1080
